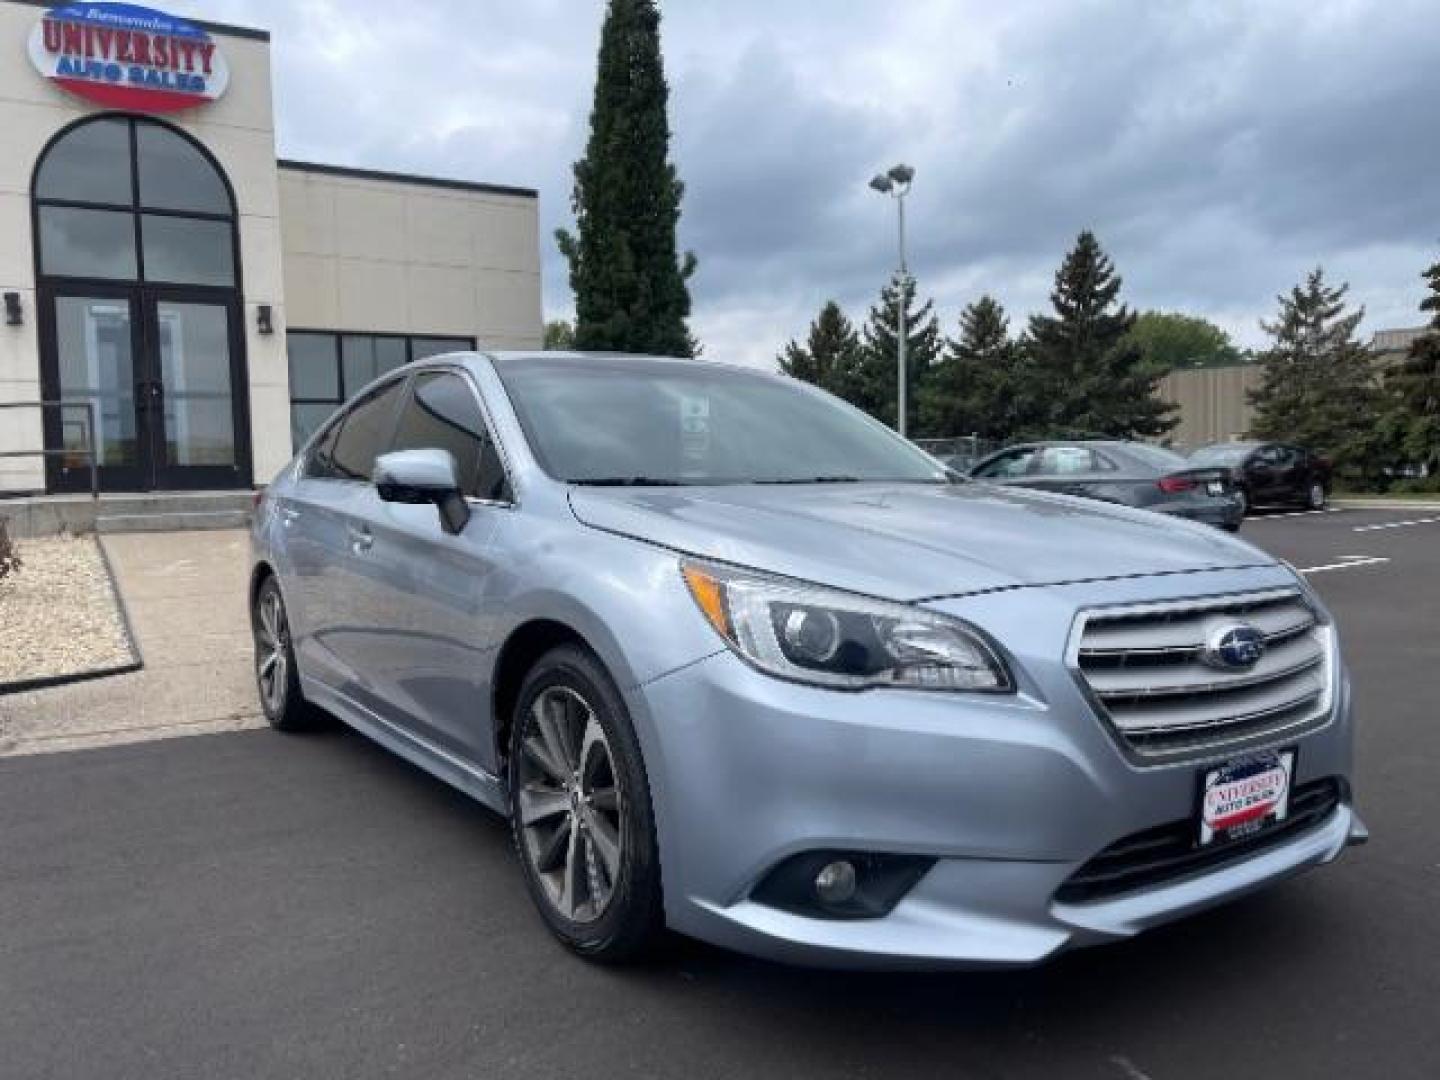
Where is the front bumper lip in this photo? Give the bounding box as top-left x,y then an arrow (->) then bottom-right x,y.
682,805 -> 1361,971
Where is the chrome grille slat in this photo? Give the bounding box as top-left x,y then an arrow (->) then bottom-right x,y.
1072,588 -> 1332,761
1087,634 -> 1326,699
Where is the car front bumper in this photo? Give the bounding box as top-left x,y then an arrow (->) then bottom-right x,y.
629,566 -> 1358,969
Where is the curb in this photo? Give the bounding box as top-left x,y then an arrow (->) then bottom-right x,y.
1333,500 -> 1440,510
0,534 -> 145,697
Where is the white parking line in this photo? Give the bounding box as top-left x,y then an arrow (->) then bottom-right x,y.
1248,508 -> 1344,521
1297,555 -> 1391,574
1351,516 -> 1440,533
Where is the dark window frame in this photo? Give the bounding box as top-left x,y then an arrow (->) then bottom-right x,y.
287,330 -> 476,451
32,115 -> 238,288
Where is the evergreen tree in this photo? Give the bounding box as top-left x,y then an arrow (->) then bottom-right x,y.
857,272 -> 942,430
1381,259 -> 1440,477
920,295 -> 1008,438
1249,268 -> 1383,478
777,301 -> 864,400
556,0 -> 697,356
1027,231 -> 1176,438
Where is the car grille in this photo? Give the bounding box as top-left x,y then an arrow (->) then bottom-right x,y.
1054,777 -> 1344,904
1071,588 -> 1332,761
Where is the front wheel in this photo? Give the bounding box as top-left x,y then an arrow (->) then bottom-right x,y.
1307,481 -> 1327,510
508,645 -> 663,962
1234,487 -> 1249,517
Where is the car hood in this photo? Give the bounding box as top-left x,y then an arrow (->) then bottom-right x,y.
567,481 -> 1275,601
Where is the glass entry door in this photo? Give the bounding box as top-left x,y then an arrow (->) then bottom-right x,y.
144,292 -> 247,490
41,286 -> 248,492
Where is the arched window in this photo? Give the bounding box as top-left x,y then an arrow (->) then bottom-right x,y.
33,116 -> 236,287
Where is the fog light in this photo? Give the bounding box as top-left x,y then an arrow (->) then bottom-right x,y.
814,859 -> 857,905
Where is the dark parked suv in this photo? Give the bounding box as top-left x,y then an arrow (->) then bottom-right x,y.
1188,442 -> 1332,515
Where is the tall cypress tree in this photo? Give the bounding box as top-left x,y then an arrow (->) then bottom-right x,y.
1027,231 -> 1175,438
1381,259 -> 1440,479
778,301 -> 865,401
857,272 -> 942,430
1250,268 -> 1382,477
556,0 -> 697,355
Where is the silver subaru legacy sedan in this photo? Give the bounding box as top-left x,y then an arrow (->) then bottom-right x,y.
249,352 -> 1366,968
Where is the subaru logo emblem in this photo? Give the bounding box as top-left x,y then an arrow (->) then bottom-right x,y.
1203,622 -> 1266,670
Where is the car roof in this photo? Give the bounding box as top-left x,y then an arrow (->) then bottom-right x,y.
480,350 -> 784,381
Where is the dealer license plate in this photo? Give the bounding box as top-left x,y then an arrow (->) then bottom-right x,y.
1198,749 -> 1295,846
1206,480 -> 1224,496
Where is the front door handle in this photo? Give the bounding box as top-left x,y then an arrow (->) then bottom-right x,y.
279,507 -> 300,527
348,525 -> 373,554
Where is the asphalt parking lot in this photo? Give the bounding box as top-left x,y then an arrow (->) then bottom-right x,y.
2,507 -> 1437,1080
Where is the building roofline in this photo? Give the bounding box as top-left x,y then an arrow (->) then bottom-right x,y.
276,159 -> 538,200
5,0 -> 270,42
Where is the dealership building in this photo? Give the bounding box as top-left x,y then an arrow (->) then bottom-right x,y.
0,0 -> 542,497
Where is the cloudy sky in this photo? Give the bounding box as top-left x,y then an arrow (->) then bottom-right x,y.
188,0 -> 1437,366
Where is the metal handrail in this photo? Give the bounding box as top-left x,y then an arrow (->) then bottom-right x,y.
0,399 -> 99,499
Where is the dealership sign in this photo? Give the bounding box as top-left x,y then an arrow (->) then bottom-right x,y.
29,2 -> 229,113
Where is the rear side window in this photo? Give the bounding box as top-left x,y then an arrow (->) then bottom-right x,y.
1036,446 -> 1095,475
330,380 -> 405,481
390,371 -> 510,501
303,416 -> 343,479
976,447 -> 1038,478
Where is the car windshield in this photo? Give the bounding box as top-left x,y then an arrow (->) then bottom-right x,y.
495,356 -> 950,485
1189,443 -> 1255,465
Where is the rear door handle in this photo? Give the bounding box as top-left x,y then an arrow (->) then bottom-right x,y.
348,525 -> 373,554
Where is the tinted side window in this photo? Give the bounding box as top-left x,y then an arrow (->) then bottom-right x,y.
390,372 -> 510,501
977,448 -> 1038,478
330,380 -> 405,481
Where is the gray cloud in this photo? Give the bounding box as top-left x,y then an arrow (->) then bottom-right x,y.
184,0 -> 1440,363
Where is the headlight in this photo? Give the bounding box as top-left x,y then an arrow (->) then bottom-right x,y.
681,560 -> 1012,692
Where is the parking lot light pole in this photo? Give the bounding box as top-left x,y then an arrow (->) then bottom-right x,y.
868,164 -> 915,437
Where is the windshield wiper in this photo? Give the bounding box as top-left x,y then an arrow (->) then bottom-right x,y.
567,477 -> 690,487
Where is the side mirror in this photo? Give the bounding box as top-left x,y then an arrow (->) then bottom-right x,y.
373,448 -> 471,535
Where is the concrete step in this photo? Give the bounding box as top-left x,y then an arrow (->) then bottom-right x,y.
0,491 -> 255,538
96,509 -> 253,534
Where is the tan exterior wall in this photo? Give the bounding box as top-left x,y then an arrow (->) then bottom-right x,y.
0,0 -> 288,490
1157,365 -> 1262,449
277,166 -> 542,350
0,0 -> 541,495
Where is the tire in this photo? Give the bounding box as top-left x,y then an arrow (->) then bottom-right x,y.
250,575 -> 320,732
1307,481 -> 1327,511
507,644 -> 663,962
1234,487 -> 1249,517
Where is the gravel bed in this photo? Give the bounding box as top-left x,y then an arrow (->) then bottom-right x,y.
0,533 -> 136,689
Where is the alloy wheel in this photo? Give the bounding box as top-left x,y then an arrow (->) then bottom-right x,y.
515,686 -> 624,924
254,588 -> 289,716
1309,482 -> 1326,510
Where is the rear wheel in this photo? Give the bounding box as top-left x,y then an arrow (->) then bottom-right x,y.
1234,487 -> 1249,516
508,645 -> 663,962
251,576 -> 320,732
1307,481 -> 1327,510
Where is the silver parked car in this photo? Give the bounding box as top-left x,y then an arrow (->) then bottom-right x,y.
250,352 -> 1365,968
